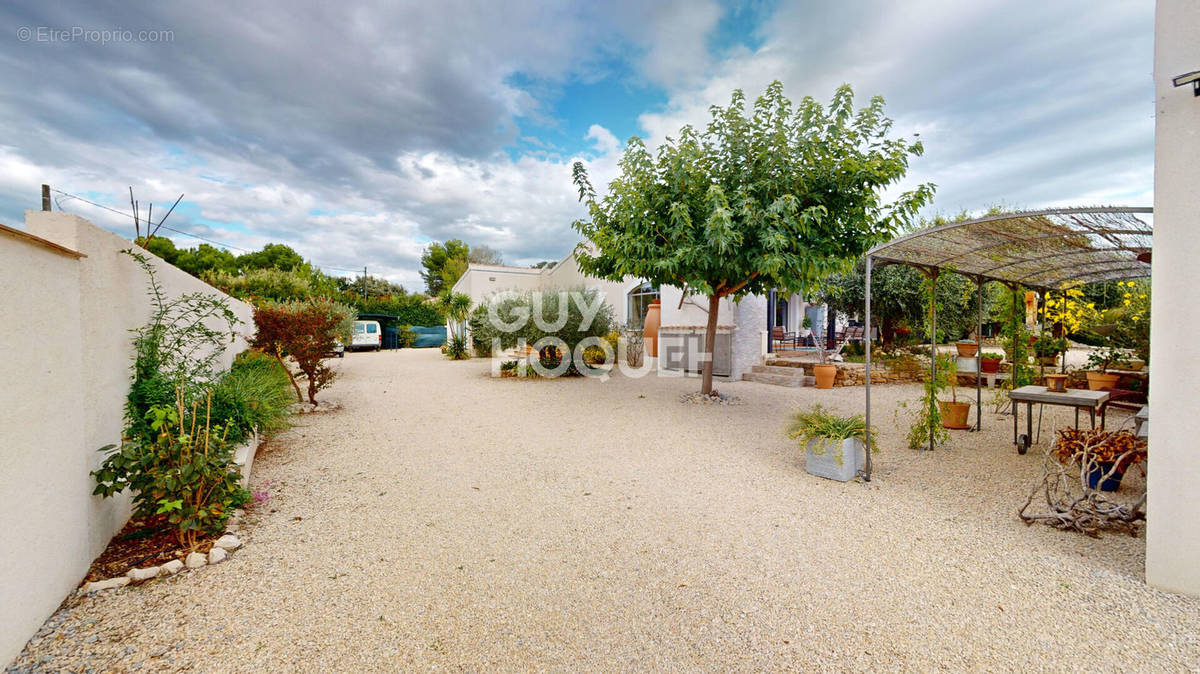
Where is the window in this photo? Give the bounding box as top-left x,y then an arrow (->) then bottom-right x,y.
627,281 -> 660,328
366,323 -> 378,334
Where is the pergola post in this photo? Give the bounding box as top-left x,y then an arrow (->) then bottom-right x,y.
976,277 -> 984,431
864,256 -> 873,481
927,268 -> 939,452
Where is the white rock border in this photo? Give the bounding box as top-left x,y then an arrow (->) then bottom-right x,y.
80,527 -> 245,594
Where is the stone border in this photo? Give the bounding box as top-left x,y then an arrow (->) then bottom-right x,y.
80,525 -> 245,594
77,411 -> 289,595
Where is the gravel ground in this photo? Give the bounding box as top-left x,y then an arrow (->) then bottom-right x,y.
9,349 -> 1198,672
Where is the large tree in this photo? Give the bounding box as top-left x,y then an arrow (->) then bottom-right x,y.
572,81 -> 934,394
237,243 -> 305,272
468,244 -> 504,265
419,239 -> 470,295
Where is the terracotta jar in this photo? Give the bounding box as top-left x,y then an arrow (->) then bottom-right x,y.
955,341 -> 979,358
643,300 -> 661,358
980,357 -> 1002,374
813,363 -> 837,389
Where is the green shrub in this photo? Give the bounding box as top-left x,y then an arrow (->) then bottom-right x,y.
209,350 -> 295,443
446,334 -> 470,359
842,340 -> 865,357
120,250 -> 241,448
94,382 -> 248,547
351,294 -> 442,325
467,287 -> 615,374
786,405 -> 877,464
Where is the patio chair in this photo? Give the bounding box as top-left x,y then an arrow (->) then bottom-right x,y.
772,326 -> 798,350
1099,387 -> 1148,430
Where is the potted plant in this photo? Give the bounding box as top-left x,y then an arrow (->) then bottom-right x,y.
937,355 -> 971,429
1044,373 -> 1069,392
799,315 -> 813,338
812,344 -> 837,389
1053,428 -> 1146,492
980,352 -> 1003,374
786,405 -> 877,481
1032,335 -> 1068,367
955,339 -> 979,358
1084,347 -> 1128,390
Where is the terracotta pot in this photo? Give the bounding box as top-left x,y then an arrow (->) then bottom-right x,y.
1044,373 -> 1069,392
939,400 -> 972,429
980,358 -> 1001,374
955,341 -> 979,358
643,300 -> 661,358
813,363 -> 837,389
1085,371 -> 1120,391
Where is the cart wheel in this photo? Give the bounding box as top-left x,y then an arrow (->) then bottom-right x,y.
1017,434 -> 1030,455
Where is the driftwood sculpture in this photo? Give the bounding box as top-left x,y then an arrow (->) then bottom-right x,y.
1019,428 -> 1147,537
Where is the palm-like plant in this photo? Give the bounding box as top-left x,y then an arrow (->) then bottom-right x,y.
439,291 -> 473,347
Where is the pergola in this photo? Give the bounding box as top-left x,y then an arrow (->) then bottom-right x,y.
861,206 -> 1153,480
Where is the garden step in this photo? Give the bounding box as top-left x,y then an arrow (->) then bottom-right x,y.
742,372 -> 805,387
751,364 -> 807,376
763,359 -> 807,369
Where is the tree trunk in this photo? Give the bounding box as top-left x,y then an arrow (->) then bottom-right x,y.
881,315 -> 896,348
273,352 -> 304,403
307,378 -> 318,405
701,294 -> 720,395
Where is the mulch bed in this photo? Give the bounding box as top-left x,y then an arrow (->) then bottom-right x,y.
82,516 -> 214,583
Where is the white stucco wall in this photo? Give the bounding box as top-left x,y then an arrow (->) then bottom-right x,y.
0,212 -> 254,664
1146,0 -> 1200,596
731,294 -> 768,379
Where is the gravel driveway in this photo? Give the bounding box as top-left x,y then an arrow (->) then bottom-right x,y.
9,348 -> 1199,671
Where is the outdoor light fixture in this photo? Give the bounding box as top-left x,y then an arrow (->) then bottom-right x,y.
1173,70 -> 1200,96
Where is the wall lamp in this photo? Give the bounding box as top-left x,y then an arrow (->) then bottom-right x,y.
1173,70 -> 1200,97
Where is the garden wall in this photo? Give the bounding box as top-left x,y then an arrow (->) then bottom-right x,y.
0,211 -> 254,665
766,360 -> 924,386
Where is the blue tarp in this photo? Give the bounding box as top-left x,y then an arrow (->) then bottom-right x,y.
410,325 -> 446,348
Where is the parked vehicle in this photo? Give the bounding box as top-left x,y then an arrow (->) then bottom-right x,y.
350,320 -> 382,351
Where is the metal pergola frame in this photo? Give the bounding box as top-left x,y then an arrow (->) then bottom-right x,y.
859,207 -> 1153,481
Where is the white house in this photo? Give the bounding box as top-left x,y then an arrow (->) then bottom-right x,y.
450,247 -> 835,380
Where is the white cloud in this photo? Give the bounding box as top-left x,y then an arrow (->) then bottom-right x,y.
0,0 -> 1154,294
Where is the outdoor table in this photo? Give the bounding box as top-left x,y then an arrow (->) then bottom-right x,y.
1008,386 -> 1109,455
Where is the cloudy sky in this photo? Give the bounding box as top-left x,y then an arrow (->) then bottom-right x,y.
0,1 -> 1154,290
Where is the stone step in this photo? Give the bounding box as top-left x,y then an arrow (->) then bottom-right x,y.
742,372 -> 805,387
751,364 -> 807,376
763,359 -> 807,369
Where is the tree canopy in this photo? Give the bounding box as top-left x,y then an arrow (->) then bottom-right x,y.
420,239 -> 470,294
468,244 -> 504,266
572,81 -> 934,393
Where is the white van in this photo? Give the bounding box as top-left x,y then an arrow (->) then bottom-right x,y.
350,320 -> 382,351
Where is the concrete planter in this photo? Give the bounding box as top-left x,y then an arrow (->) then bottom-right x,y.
232,431 -> 263,488
805,437 -> 864,482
